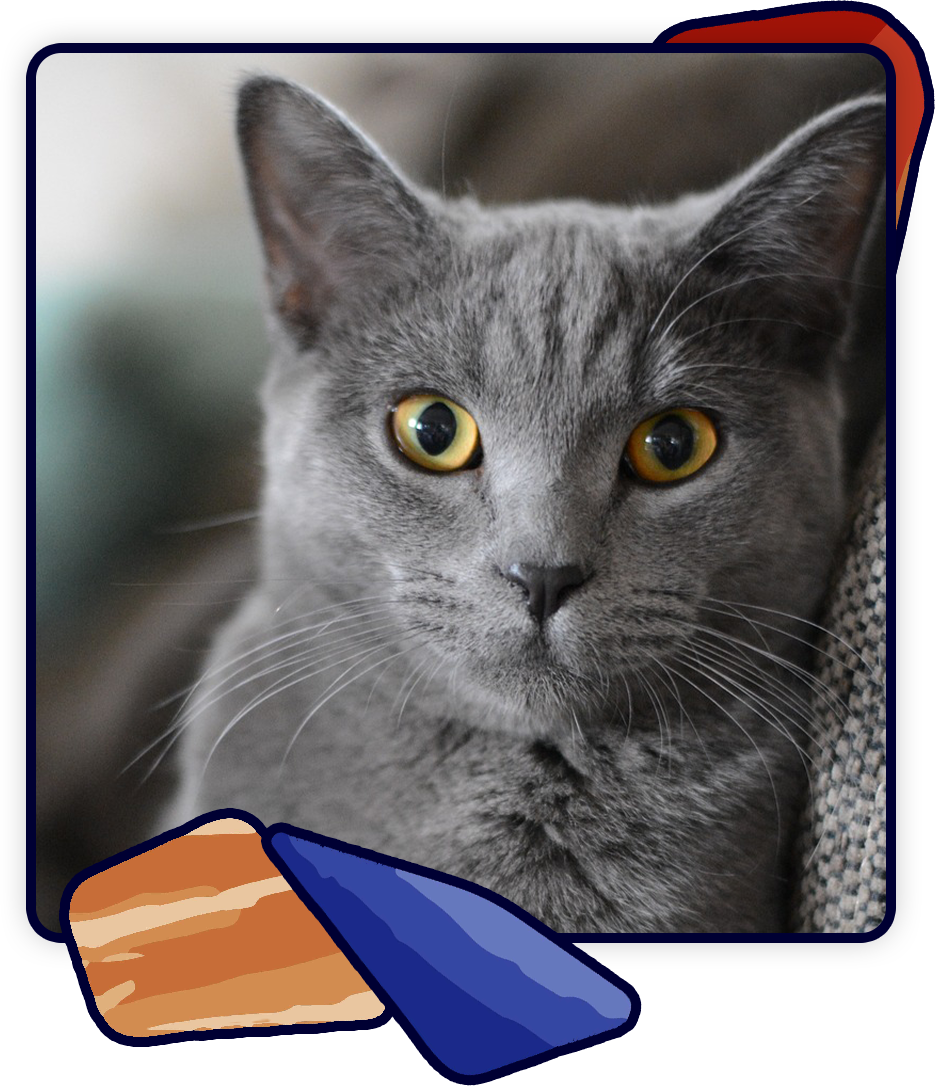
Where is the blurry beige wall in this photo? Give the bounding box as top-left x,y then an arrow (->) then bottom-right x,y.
35,52 -> 488,287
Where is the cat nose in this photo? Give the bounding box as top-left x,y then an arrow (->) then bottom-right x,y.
502,563 -> 588,624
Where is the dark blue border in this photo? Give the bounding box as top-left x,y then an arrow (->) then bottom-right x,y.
30,33 -> 920,955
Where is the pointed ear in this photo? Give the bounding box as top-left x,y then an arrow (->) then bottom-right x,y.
237,76 -> 432,340
689,95 -> 885,336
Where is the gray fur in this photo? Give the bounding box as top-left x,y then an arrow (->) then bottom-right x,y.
177,77 -> 885,933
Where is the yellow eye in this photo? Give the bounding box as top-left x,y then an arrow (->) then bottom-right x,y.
625,408 -> 718,483
391,394 -> 482,472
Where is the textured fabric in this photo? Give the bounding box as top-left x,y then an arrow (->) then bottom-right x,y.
791,423 -> 887,933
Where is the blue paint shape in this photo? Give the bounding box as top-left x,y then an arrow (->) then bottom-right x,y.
267,828 -> 637,1084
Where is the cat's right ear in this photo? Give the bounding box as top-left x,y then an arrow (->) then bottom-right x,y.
237,76 -> 431,340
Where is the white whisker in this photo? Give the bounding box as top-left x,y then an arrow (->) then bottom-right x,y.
279,644 -> 417,771
664,654 -> 784,861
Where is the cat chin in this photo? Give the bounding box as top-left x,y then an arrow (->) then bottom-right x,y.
438,653 -> 612,740
408,612 -> 655,739
445,686 -> 587,742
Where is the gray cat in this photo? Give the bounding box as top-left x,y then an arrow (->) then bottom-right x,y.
175,77 -> 885,933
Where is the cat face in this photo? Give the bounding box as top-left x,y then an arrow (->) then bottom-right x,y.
238,79 -> 884,733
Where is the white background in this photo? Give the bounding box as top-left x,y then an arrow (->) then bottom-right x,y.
3,977 -> 929,1086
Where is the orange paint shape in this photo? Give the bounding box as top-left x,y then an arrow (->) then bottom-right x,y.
68,817 -> 384,1038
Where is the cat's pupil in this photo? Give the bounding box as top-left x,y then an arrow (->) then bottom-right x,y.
414,402 -> 457,456
647,415 -> 695,469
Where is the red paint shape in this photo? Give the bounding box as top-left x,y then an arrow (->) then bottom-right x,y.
665,12 -> 885,42
660,6 -> 929,230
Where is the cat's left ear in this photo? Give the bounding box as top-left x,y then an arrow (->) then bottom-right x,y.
237,76 -> 432,341
690,95 -> 885,337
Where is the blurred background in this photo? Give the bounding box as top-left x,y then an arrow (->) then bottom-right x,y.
34,50 -> 886,931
